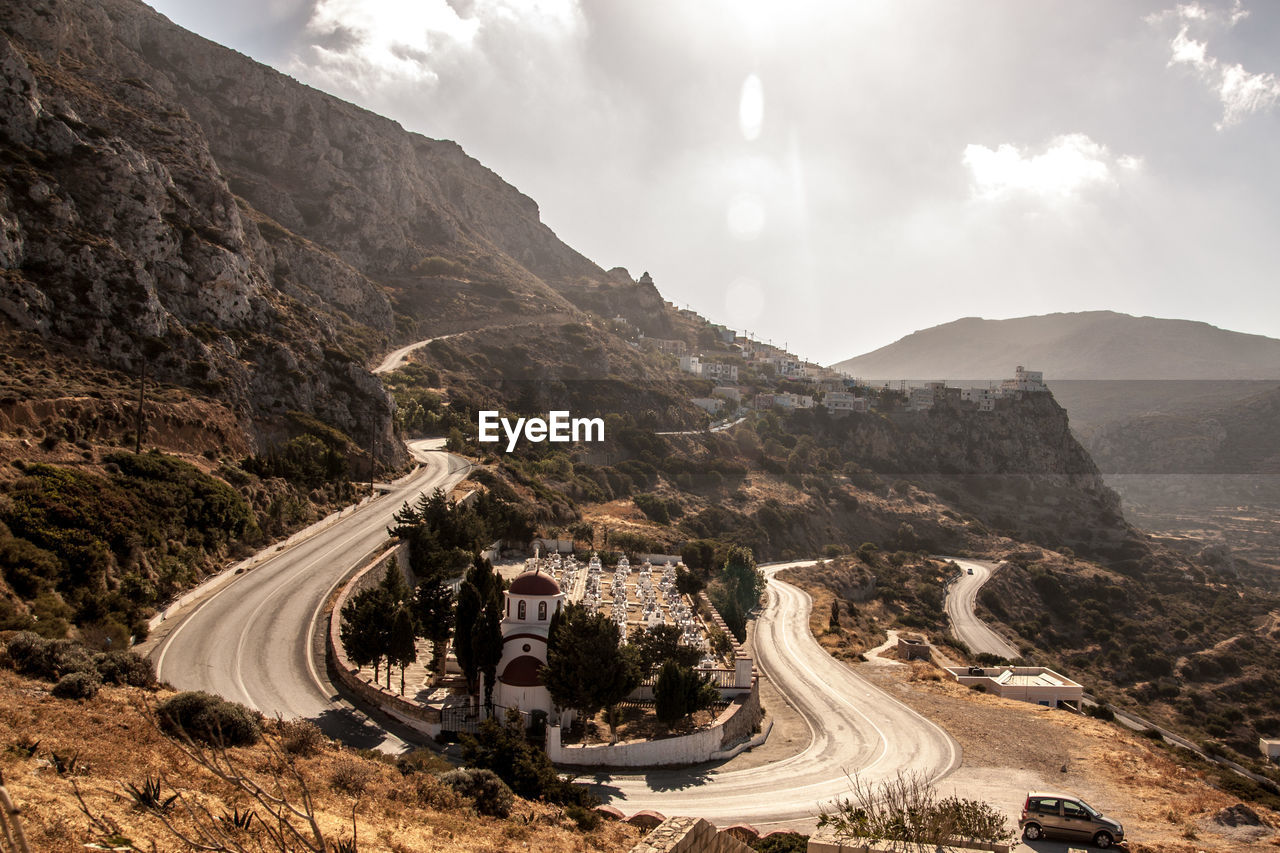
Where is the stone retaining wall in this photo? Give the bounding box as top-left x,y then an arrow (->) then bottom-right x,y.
628,817 -> 754,853
326,544 -> 443,736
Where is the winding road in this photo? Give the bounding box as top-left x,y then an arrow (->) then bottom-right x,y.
588,562 -> 960,826
150,439 -> 473,748
943,558 -> 1020,660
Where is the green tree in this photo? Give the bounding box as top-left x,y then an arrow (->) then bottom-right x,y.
388,603 -> 418,696
631,624 -> 702,673
460,708 -> 597,807
829,599 -> 841,632
722,546 -> 764,613
455,554 -> 500,695
474,594 -> 504,711
543,604 -> 639,743
455,581 -> 482,694
675,566 -> 706,597
339,586 -> 391,683
653,661 -> 718,727
413,575 -> 454,676
380,557 -> 411,605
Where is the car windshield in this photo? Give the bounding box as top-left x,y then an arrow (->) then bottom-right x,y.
1078,800 -> 1101,818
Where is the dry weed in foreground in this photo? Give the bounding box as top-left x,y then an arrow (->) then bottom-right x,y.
0,770 -> 33,853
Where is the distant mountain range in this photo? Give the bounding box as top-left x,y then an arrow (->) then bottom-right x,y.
831,312 -> 1280,380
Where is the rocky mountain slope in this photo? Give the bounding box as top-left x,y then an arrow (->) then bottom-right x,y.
832,312 -> 1280,381
0,0 -> 680,458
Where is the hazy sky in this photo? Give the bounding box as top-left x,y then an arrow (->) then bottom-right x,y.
149,0 -> 1280,365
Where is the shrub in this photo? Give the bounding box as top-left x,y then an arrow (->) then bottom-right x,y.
52,670 -> 100,700
440,768 -> 514,817
1084,703 -> 1115,722
278,719 -> 326,756
157,691 -> 261,747
564,804 -> 600,831
410,773 -> 468,811
6,632 -> 97,681
93,650 -> 156,687
396,747 -> 453,776
329,758 -> 377,796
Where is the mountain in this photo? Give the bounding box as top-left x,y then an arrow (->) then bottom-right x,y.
0,0 -> 683,459
831,311 -> 1280,381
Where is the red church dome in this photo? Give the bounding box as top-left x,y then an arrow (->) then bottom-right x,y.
509,571 -> 561,596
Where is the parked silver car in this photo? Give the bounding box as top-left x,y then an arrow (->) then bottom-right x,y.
1019,791 -> 1124,848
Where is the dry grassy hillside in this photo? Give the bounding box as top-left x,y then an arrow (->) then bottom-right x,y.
0,669 -> 639,852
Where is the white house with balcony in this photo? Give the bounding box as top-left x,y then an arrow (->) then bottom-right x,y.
700,361 -> 739,382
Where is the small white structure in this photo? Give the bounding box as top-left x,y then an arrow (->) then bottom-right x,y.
945,666 -> 1082,708
490,568 -> 567,718
1001,365 -> 1047,394
1261,738 -> 1280,761
962,387 -> 998,411
823,390 -> 868,415
678,355 -> 701,375
690,397 -> 725,414
700,361 -> 739,382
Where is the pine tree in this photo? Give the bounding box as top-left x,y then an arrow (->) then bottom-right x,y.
414,575 -> 454,676
339,586 -> 392,682
829,599 -> 841,632
542,604 -> 639,742
380,557 -> 411,604
389,603 -> 418,696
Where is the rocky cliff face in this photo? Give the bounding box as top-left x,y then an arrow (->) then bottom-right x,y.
794,393 -> 1132,557
0,0 -> 666,452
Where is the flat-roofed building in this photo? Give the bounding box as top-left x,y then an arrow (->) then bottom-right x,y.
945,666 -> 1082,708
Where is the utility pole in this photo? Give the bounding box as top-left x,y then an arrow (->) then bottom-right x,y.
134,358 -> 146,454
368,415 -> 376,498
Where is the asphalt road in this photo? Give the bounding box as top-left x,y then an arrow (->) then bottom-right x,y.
944,558 -> 1021,660
587,562 -> 961,827
150,439 -> 472,748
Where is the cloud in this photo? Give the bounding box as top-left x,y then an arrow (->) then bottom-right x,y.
1153,1 -> 1280,128
962,134 -> 1135,203
293,0 -> 580,93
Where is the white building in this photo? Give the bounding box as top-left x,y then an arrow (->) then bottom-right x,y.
1001,365 -> 1047,394
773,392 -> 815,410
823,391 -> 868,415
907,386 -> 936,412
962,387 -> 998,411
700,361 -> 739,383
945,666 -> 1082,708
678,355 -> 701,375
690,397 -> 725,415
490,569 -> 567,719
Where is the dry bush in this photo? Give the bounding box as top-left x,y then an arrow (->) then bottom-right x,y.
276,719 -> 326,757
409,773 -> 468,812
329,758 -> 376,797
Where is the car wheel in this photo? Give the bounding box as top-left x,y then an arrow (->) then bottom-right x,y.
1022,823 -> 1043,840
1093,831 -> 1114,848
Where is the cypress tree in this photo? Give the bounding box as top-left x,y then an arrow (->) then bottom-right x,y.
389,603 -> 418,696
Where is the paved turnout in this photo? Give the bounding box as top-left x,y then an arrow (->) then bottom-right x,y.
150,439 -> 472,748
589,562 -> 960,826
943,558 -> 1021,660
